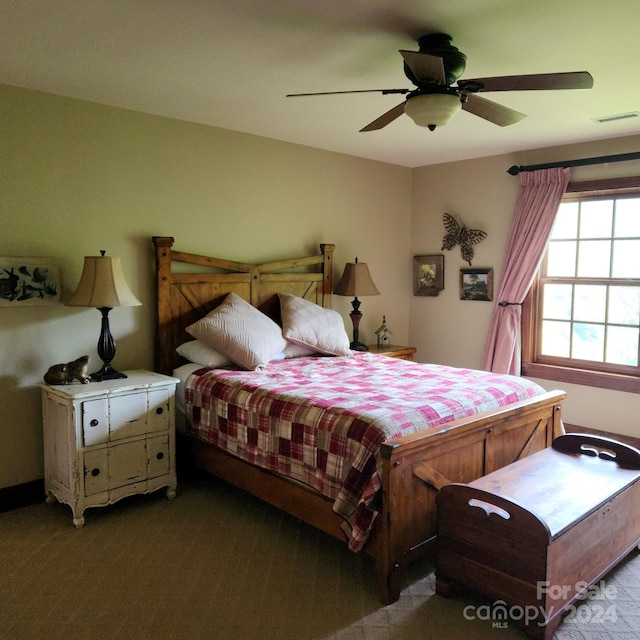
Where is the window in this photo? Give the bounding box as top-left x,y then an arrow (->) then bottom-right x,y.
522,177 -> 640,394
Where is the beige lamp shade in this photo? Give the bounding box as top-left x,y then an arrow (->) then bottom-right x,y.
334,259 -> 380,297
67,254 -> 142,308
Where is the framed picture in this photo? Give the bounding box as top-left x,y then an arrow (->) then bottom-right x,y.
0,257 -> 62,306
413,255 -> 444,296
460,268 -> 493,301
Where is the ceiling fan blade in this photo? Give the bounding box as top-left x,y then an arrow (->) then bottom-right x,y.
287,88 -> 409,98
360,102 -> 407,132
400,50 -> 446,85
458,71 -> 593,93
462,94 -> 526,127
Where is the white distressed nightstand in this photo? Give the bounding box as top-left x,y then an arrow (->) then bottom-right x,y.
39,370 -> 179,527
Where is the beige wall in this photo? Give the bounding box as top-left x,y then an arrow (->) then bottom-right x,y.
0,84 -> 412,488
411,135 -> 640,438
2,82 -> 639,490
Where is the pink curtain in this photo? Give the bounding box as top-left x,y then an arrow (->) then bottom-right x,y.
481,167 -> 570,374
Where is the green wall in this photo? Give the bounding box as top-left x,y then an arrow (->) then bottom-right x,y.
0,84 -> 412,488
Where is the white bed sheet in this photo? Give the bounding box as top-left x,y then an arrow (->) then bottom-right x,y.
173,363 -> 202,431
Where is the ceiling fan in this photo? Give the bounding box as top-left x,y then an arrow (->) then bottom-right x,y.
287,33 -> 594,132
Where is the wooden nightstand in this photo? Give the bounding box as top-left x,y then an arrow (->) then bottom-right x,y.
40,370 -> 179,527
367,344 -> 416,361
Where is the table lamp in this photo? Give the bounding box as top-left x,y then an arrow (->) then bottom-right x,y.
334,257 -> 380,351
67,251 -> 142,381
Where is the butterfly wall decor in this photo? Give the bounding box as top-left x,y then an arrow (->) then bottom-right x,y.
441,213 -> 487,266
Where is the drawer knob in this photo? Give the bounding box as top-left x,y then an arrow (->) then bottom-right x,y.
90,419 -> 99,427
91,468 -> 100,477
156,452 -> 164,460
155,407 -> 164,415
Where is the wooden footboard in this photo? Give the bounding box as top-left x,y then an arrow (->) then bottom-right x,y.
183,388 -> 565,605
374,389 -> 565,604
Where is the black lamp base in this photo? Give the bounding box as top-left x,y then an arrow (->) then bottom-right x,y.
91,307 -> 127,381
348,298 -> 370,352
90,363 -> 127,382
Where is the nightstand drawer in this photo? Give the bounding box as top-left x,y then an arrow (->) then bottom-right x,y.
81,388 -> 171,446
82,392 -> 149,444
83,448 -> 108,495
82,398 -> 109,446
148,435 -> 170,478
108,391 -> 148,440
83,440 -> 149,495
148,387 -> 172,433
109,440 -> 148,487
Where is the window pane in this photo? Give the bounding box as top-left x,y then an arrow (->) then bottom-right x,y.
541,320 -> 570,357
547,241 -> 576,276
615,198 -> 640,237
606,326 -> 639,366
542,284 -> 572,320
574,285 -> 605,322
612,239 -> 640,278
572,323 -> 604,361
529,184 -> 640,383
608,286 -> 640,325
551,202 -> 578,239
580,200 -> 613,238
577,240 -> 611,277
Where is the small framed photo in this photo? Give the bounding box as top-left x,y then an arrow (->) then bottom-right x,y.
413,255 -> 444,297
460,268 -> 493,301
0,257 -> 62,306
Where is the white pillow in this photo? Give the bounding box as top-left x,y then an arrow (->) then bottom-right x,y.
186,292 -> 287,371
278,293 -> 352,357
176,340 -> 231,368
282,341 -> 318,358
270,342 -> 317,361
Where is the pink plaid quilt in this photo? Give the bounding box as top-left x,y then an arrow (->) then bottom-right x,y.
184,353 -> 545,551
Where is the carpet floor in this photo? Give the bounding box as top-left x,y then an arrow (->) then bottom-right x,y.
1,471 -> 638,640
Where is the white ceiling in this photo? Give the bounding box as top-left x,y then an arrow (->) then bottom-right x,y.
2,0 -> 640,168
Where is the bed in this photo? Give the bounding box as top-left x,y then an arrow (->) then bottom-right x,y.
152,236 -> 566,604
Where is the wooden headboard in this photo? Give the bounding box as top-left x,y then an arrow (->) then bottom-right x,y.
152,237 -> 336,375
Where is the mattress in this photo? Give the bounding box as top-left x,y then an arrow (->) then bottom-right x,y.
182,353 -> 546,550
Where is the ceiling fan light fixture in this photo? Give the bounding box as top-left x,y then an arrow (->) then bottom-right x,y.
404,92 -> 461,130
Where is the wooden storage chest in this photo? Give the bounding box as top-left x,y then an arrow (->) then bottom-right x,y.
435,433 -> 640,639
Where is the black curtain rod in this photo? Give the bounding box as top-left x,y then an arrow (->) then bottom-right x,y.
507,151 -> 640,175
